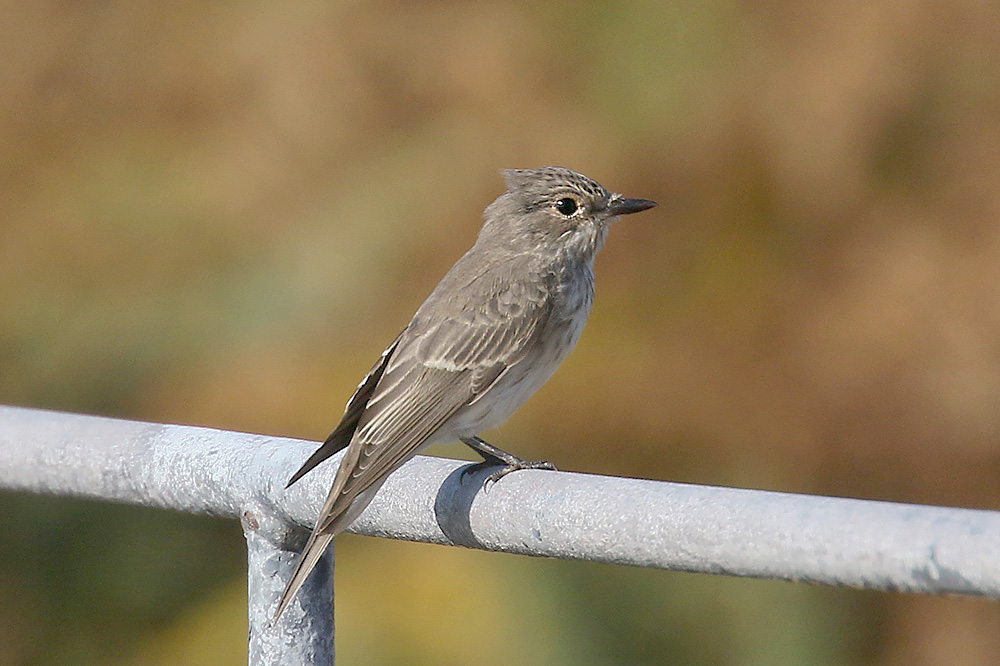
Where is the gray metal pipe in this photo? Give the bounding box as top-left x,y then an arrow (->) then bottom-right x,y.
1,405 -> 998,661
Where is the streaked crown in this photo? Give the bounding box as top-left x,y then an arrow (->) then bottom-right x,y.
502,166 -> 609,210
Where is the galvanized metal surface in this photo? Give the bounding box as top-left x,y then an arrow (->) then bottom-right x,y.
2,405 -> 999,663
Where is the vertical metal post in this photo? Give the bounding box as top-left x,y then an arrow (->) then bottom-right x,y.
244,511 -> 335,665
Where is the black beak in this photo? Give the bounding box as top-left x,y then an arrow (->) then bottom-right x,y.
607,195 -> 657,217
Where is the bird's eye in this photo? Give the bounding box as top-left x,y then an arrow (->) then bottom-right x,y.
555,197 -> 578,216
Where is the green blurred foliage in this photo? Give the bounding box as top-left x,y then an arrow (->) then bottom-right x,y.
2,0 -> 999,663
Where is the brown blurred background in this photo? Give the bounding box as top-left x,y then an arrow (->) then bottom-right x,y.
1,1 -> 999,664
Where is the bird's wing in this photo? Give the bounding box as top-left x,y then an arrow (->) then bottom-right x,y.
285,330 -> 404,488
315,265 -> 553,531
277,257 -> 551,620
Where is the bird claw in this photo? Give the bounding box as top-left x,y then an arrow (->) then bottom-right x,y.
459,461 -> 491,484
462,459 -> 557,492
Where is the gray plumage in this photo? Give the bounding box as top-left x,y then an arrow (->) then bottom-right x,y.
275,166 -> 656,620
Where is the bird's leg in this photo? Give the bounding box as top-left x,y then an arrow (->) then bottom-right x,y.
459,436 -> 556,486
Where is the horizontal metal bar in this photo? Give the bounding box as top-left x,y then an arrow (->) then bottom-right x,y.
1,405 -> 998,600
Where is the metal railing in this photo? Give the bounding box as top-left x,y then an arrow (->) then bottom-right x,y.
1,404 -> 998,665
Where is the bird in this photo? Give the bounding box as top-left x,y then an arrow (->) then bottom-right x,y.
275,166 -> 656,620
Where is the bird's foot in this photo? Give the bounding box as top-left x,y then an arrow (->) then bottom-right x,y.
459,438 -> 557,489
482,457 -> 557,489
461,456 -> 556,490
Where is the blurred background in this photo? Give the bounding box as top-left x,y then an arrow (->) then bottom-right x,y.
1,1 -> 999,664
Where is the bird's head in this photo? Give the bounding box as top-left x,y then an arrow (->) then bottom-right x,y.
482,166 -> 656,260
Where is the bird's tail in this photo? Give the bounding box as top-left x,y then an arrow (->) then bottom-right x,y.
273,486 -> 378,621
273,530 -> 335,622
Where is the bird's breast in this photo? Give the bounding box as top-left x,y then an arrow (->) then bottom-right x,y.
445,266 -> 594,438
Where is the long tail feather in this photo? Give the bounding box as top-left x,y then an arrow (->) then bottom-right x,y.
273,482 -> 382,621
274,531 -> 335,621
